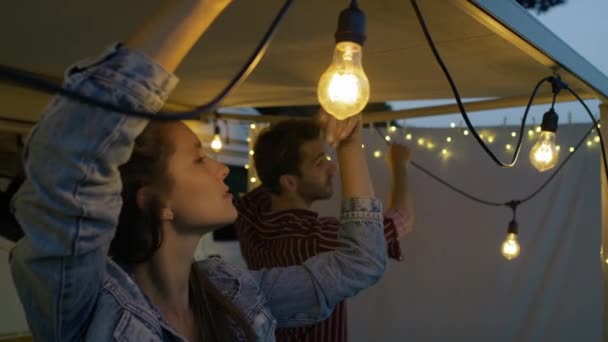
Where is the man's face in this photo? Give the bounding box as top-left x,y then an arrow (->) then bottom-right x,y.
295,138 -> 337,202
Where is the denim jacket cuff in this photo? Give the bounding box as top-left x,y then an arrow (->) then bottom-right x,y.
65,42 -> 179,112
340,197 -> 383,223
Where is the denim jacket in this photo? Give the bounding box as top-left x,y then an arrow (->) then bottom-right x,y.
9,44 -> 388,341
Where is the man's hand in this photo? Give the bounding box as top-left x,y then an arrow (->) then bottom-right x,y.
317,110 -> 362,148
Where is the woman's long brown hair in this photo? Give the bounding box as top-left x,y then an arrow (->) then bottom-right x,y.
110,121 -> 256,341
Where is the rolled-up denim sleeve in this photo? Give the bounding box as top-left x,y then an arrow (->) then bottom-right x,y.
250,197 -> 388,328
9,44 -> 178,341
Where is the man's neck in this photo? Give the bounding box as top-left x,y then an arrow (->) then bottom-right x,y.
270,192 -> 313,212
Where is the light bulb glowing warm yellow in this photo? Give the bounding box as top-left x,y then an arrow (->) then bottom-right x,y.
450,122 -> 456,128
569,147 -> 575,153
417,138 -> 425,146
446,137 -> 452,143
529,131 -> 558,172
211,134 -> 223,152
389,125 -> 397,132
244,164 -> 250,170
318,42 -> 370,120
463,130 -> 469,136
487,136 -> 495,144
594,136 -> 600,143
405,133 -> 412,140
501,233 -> 520,260
528,129 -> 534,137
250,177 -> 257,183
511,132 -> 517,137
373,150 -> 382,158
535,126 -> 541,133
385,136 -> 391,142
250,123 -> 256,129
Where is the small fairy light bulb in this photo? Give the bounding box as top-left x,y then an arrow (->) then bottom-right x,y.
569,147 -> 575,153
587,140 -> 593,147
463,129 -> 469,136
389,125 -> 397,133
427,142 -> 435,150
487,136 -> 495,144
244,164 -> 250,170
594,136 -> 600,143
246,137 -> 251,143
450,122 -> 456,128
249,150 -> 255,156
505,144 -> 512,150
511,131 -> 517,138
250,123 -> 257,129
385,135 -> 391,142
556,145 -> 561,151
528,129 -> 534,137
446,137 -> 452,143
250,177 -> 257,183
501,221 -> 521,261
417,138 -> 425,146
535,126 -> 541,133
480,134 -> 485,140
326,155 -> 332,161
441,148 -> 448,155
373,150 -> 382,158
405,133 -> 412,140
361,144 -> 365,149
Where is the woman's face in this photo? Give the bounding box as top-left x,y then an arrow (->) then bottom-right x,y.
161,122 -> 237,231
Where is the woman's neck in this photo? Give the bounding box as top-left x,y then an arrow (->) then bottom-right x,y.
132,227 -> 201,331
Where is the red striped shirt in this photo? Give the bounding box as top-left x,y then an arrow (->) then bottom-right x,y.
235,187 -> 407,342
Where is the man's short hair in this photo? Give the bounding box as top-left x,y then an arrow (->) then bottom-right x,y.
253,120 -> 321,194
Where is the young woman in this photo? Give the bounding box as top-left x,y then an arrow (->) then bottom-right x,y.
9,1 -> 386,341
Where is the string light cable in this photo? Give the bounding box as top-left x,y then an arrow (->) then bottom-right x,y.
0,0 -> 294,121
408,0 -> 607,181
374,123 -> 596,210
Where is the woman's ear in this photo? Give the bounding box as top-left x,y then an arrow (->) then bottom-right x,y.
136,186 -> 174,221
135,186 -> 153,213
160,208 -> 175,221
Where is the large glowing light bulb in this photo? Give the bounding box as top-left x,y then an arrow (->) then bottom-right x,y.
318,42 -> 369,120
529,109 -> 559,172
317,1 -> 369,120
502,233 -> 521,260
501,220 -> 520,260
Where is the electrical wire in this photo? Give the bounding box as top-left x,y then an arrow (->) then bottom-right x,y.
375,122 -> 597,208
0,0 -> 294,121
410,0 -> 556,168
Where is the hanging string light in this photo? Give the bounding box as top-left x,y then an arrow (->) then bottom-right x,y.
373,123 -> 596,261
529,108 -> 559,172
501,201 -> 521,260
211,121 -> 223,152
318,0 -> 369,120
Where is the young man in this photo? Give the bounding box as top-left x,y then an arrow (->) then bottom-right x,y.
235,118 -> 414,342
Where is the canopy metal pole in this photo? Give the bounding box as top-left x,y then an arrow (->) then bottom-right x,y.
600,101 -> 608,342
